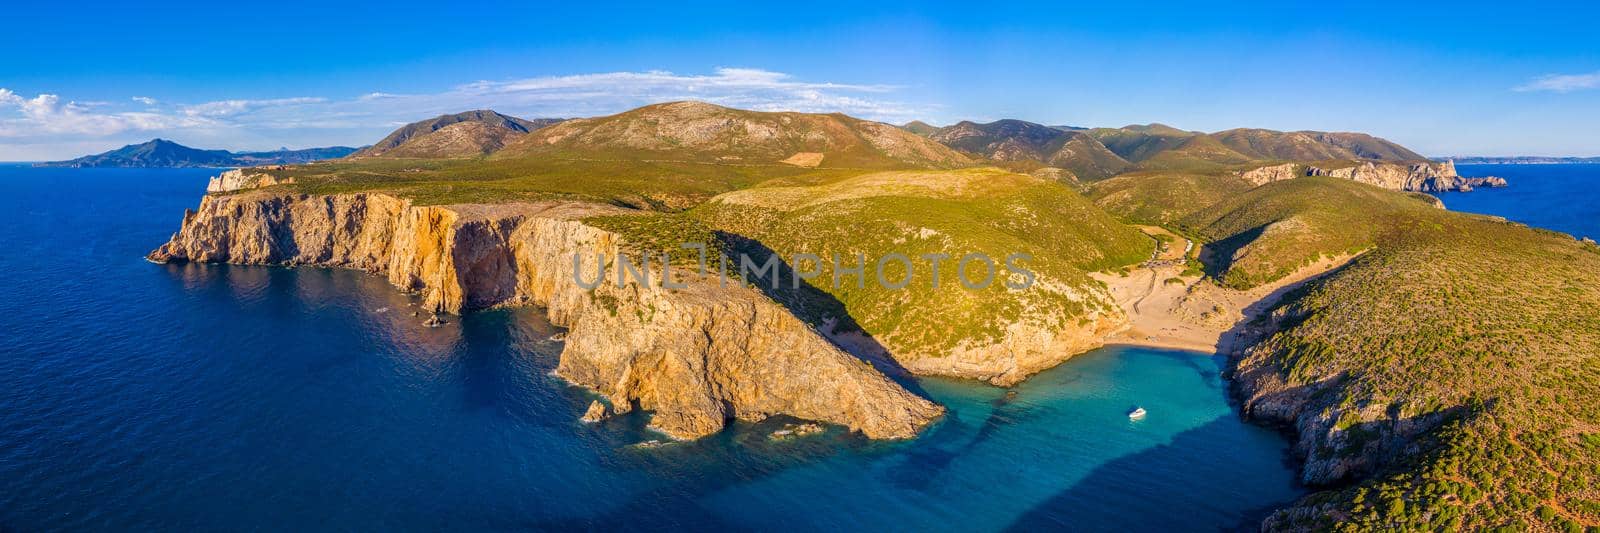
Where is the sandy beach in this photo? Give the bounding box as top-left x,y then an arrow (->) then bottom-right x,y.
1092,228 -> 1362,356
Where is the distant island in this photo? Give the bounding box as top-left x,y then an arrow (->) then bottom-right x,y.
36,139 -> 359,168
1438,155 -> 1600,165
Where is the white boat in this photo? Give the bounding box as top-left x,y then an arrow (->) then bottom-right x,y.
1128,407 -> 1147,419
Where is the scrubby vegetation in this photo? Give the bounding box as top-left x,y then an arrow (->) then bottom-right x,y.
211,103 -> 1599,530
1086,170 -> 1252,225
693,167 -> 1152,357
248,157 -> 830,209
1178,176 -> 1440,289
1243,207 -> 1600,531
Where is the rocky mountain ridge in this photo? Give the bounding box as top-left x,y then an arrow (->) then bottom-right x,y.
350,110 -> 564,158
928,120 -> 1130,180
497,101 -> 971,169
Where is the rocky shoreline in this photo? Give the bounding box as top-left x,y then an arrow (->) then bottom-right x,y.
1236,160 -> 1507,193
148,191 -> 943,440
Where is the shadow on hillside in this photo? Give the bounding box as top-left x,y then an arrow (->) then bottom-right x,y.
1197,224 -> 1268,280
1003,416 -> 1303,532
1208,248 -> 1364,359
715,233 -> 929,397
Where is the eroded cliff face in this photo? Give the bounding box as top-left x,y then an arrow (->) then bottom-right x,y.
1306,160 -> 1504,193
1229,305 -> 1456,486
149,192 -> 943,440
205,168 -> 295,193
906,309 -> 1126,387
1234,163 -> 1302,186
1234,160 -> 1507,193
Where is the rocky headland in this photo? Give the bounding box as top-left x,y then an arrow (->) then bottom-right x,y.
1234,160 -> 1507,192
148,191 -> 943,440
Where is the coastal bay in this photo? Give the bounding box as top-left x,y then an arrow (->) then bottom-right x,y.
0,166 -> 1302,530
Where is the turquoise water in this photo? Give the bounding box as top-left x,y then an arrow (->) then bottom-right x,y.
1445,163 -> 1600,240
0,165 -> 1301,530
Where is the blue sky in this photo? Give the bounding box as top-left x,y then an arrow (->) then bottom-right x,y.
2,0 -> 1597,160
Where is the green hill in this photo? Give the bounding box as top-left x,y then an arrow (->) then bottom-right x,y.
899,120 -> 940,136
692,167 -> 1151,370
1095,170 -> 1600,529
495,101 -> 971,169
1086,124 -> 1200,164
1129,134 -> 1254,172
1235,202 -> 1600,531
350,110 -> 562,158
1086,170 -> 1252,226
927,119 -> 1130,180
1213,128 -> 1425,162
1178,176 -> 1439,289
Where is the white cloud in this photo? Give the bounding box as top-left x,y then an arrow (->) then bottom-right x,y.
1513,71 -> 1600,93
366,67 -> 919,120
0,68 -> 932,160
0,88 -> 209,139
180,97 -> 326,118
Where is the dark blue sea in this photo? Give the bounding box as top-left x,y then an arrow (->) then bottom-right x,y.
1446,164 -> 1600,240
0,165 -> 1303,531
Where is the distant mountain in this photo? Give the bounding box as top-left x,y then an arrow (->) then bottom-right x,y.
1213,128 -> 1423,161
351,110 -> 563,158
495,101 -> 971,169
917,119 -> 1432,181
1442,156 -> 1600,165
899,120 -> 939,136
1085,124 -> 1201,164
37,139 -> 357,168
234,146 -> 361,165
928,119 -> 1129,180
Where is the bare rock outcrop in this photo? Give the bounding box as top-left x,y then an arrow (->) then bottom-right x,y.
1231,323 -> 1460,486
1233,162 -> 1302,186
149,192 -> 943,440
205,169 -> 295,193
1304,160 -> 1504,193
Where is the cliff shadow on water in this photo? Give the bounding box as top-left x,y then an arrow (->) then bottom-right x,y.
1003,415 -> 1302,532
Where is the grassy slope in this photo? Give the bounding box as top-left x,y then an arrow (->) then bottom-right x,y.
494,101 -> 970,170
1086,169 -> 1253,226
692,167 -> 1152,357
1086,126 -> 1197,163
245,157 -> 843,209
1177,176 -> 1441,289
1104,173 -> 1600,530
1245,210 -> 1600,531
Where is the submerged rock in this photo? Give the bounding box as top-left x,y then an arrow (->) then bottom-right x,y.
770,422 -> 826,440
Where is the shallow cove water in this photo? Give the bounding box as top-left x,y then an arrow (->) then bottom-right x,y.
0,166 -> 1302,531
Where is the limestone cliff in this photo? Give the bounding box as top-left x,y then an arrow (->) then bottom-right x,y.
149,192 -> 943,440
1306,160 -> 1505,192
1233,163 -> 1302,186
1233,160 -> 1509,193
206,168 -> 295,193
